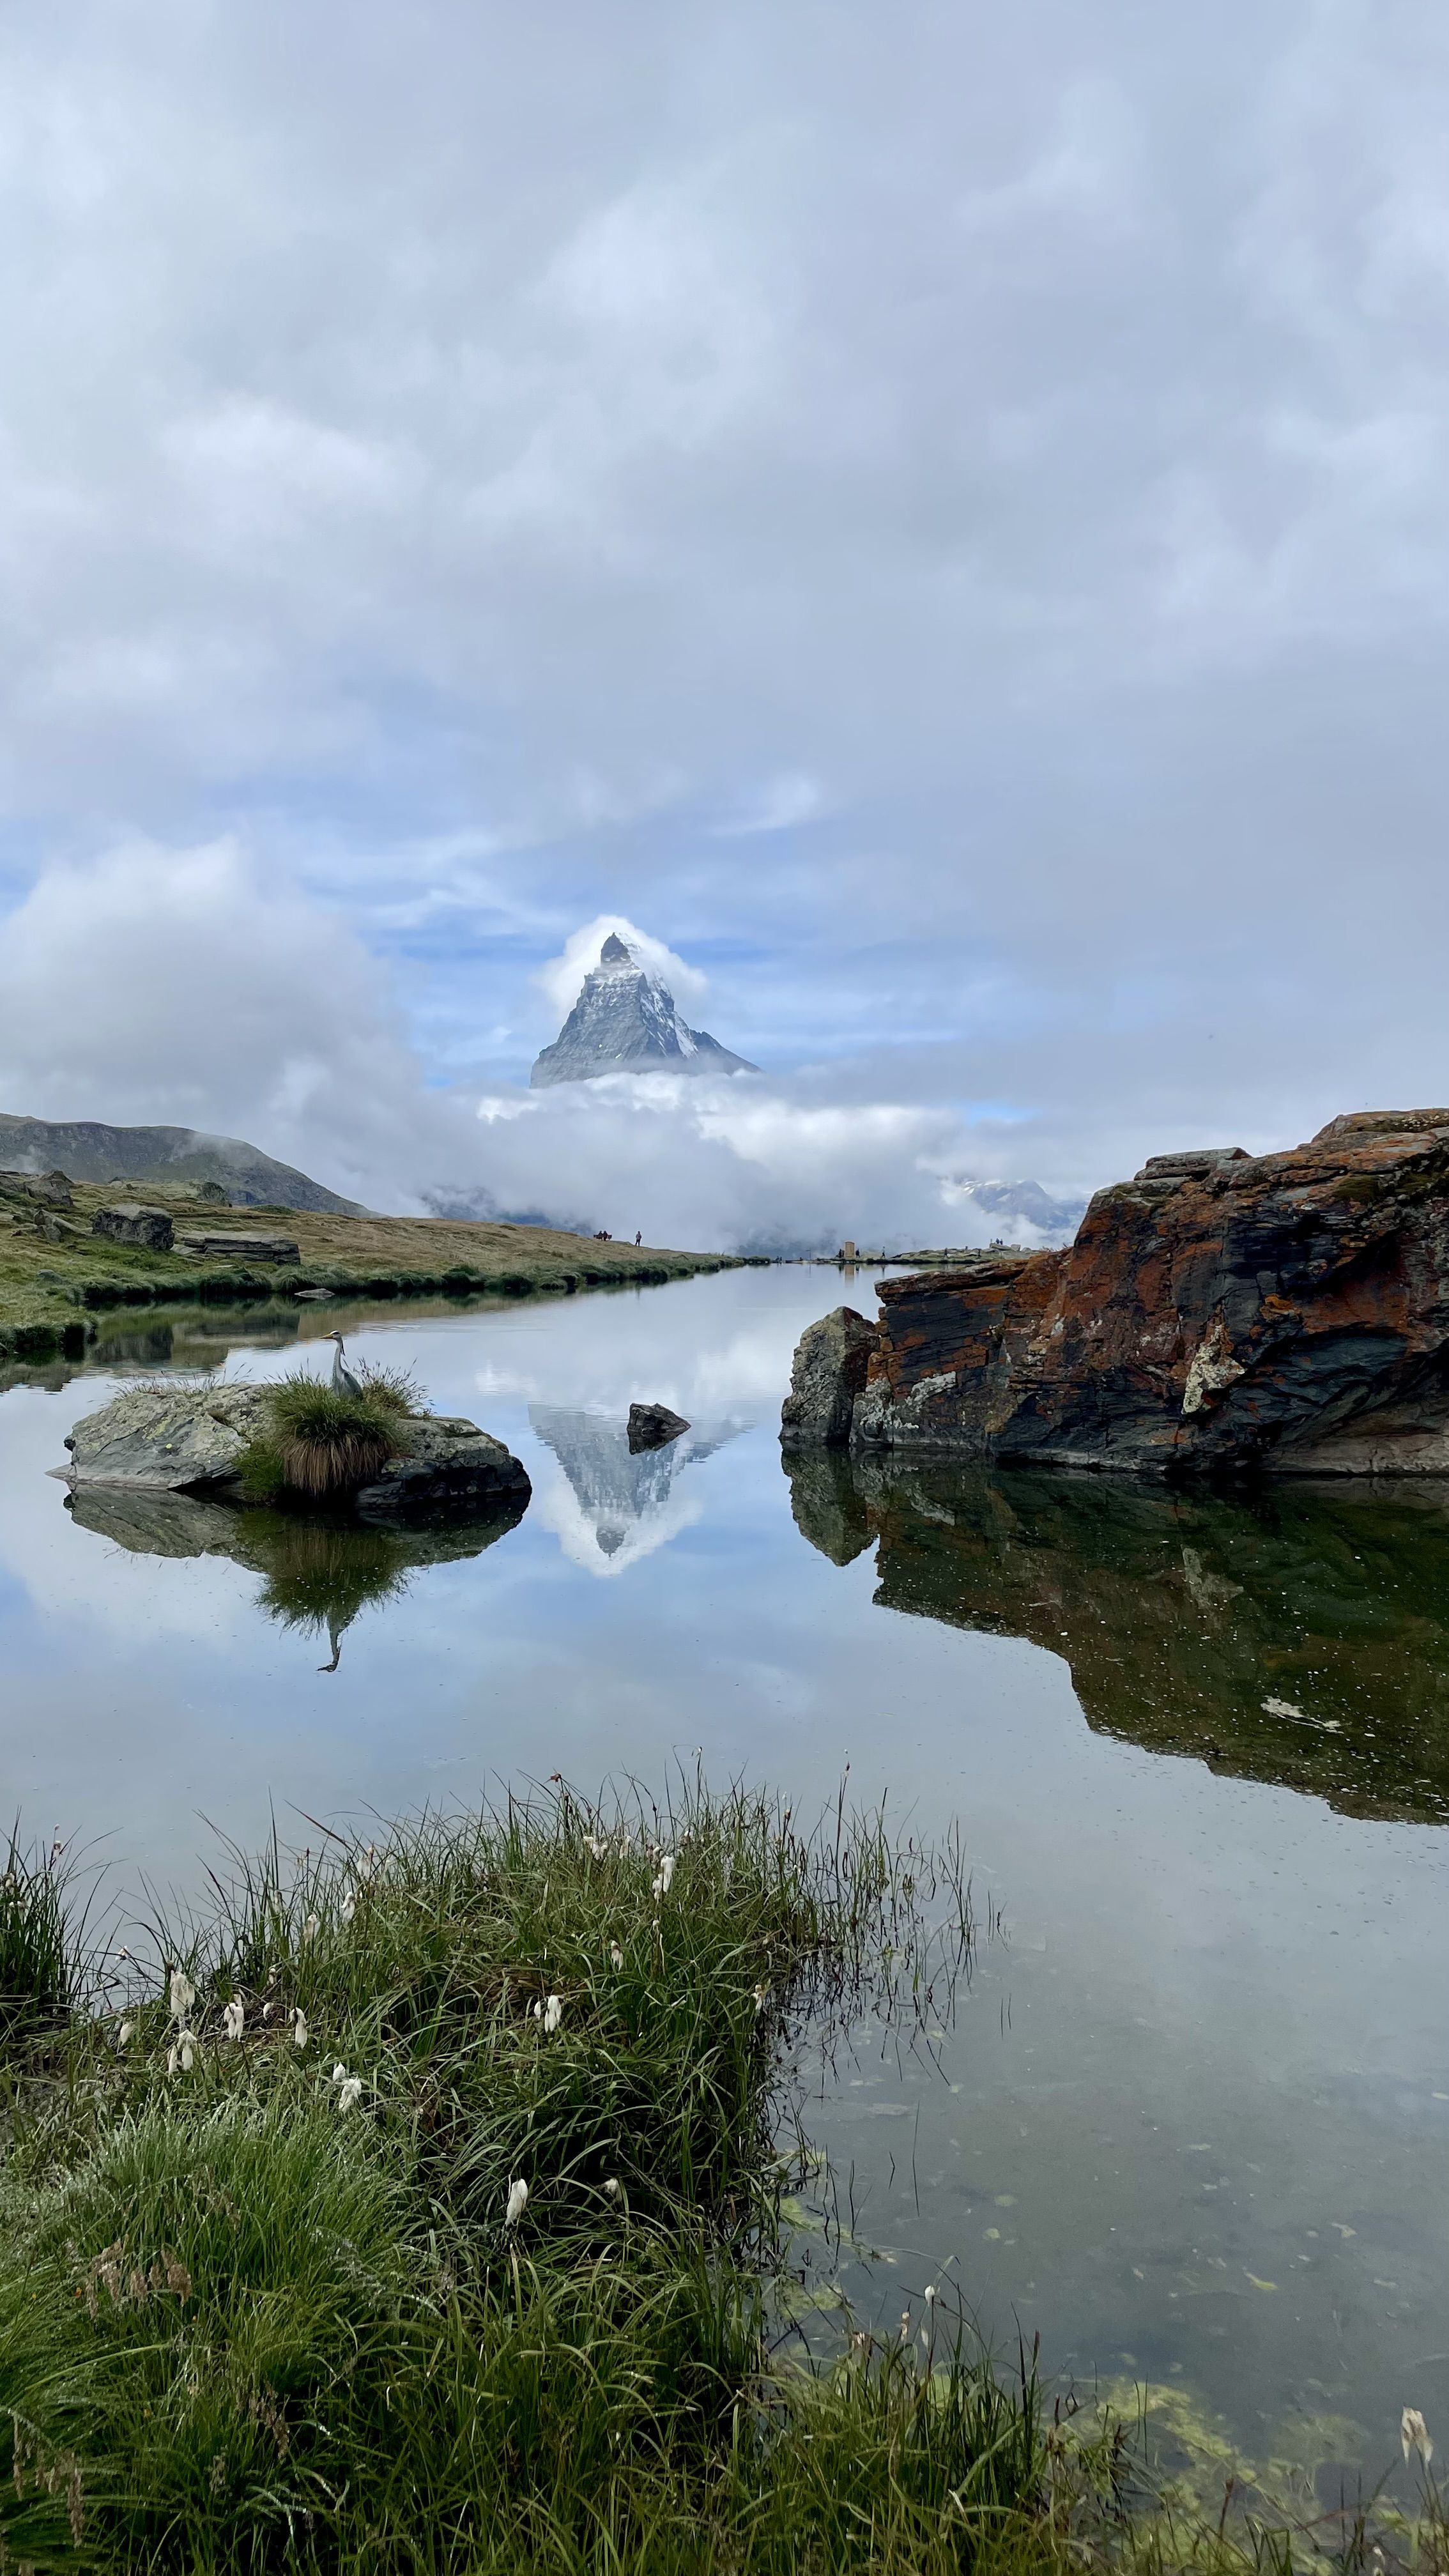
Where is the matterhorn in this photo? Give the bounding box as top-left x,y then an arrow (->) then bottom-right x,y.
530,933 -> 758,1087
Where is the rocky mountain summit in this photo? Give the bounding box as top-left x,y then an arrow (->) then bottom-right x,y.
530,934 -> 758,1087
782,1110 -> 1449,1478
0,1112 -> 360,1214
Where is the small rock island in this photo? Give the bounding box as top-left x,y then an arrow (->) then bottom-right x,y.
62,1382 -> 531,1523
783,1109 -> 1449,1477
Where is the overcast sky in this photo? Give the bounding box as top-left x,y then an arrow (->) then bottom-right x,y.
1,1 -> 1446,1243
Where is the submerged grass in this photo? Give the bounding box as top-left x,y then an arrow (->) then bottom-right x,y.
0,1783 -> 1436,2572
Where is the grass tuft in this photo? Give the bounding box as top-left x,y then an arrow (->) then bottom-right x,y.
260,1372 -> 402,1498
0,1824 -> 82,2041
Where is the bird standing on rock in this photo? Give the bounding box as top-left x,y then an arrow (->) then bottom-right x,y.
325,1330 -> 364,1400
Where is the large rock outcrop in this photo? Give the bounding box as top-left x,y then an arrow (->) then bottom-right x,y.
779,1306 -> 880,1448
61,1383 -> 530,1521
785,1112 -> 1449,1477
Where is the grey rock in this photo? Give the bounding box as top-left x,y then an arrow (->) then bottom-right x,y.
64,1381 -> 272,1488
174,1230 -> 299,1264
779,1305 -> 880,1448
530,933 -> 758,1087
626,1401 -> 690,1453
92,1203 -> 175,1250
61,1383 -> 532,1520
354,1414 -> 532,1521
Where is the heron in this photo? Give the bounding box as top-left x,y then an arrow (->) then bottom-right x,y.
325,1330 -> 364,1401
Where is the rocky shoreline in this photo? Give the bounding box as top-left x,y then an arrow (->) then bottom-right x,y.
783,1109 -> 1449,1477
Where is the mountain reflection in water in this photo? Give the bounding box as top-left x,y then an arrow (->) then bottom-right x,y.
528,1404 -> 735,1573
783,1450 -> 1449,1821
64,1485 -> 527,1669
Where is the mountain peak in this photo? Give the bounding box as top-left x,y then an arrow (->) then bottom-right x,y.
530,935 -> 758,1087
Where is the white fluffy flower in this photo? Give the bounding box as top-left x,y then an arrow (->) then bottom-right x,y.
337,2074 -> 363,2114
1402,2408 -> 1434,2465
652,1854 -> 675,1898
542,1993 -> 564,2035
179,2033 -> 196,2073
608,1941 -> 624,1972
222,1999 -> 244,2042
116,2021 -> 134,2050
753,1983 -> 768,2015
504,2178 -> 528,2229
291,2008 -> 308,2049
341,1892 -> 356,1924
169,1968 -> 195,2025
302,1914 -> 319,1947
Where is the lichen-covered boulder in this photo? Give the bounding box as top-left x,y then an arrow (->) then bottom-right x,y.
63,1383 -> 271,1489
91,1204 -> 174,1250
61,1384 -> 531,1519
779,1305 -> 880,1448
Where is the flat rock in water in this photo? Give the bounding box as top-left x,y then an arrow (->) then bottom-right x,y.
627,1402 -> 690,1453
61,1384 -> 531,1518
63,1383 -> 271,1489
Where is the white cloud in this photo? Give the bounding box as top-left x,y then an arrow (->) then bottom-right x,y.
536,916 -> 709,1020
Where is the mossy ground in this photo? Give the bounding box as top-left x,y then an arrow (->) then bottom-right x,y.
0,1181 -> 742,1361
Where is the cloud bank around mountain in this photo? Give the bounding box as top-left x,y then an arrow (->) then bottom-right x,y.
1,3 -> 1446,1230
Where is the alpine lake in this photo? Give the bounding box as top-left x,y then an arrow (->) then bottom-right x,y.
3,1261 -> 1446,2518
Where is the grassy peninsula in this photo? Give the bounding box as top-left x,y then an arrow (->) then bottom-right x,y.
0,1176 -> 742,1363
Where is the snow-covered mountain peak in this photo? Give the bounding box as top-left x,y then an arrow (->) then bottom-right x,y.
530,933 -> 757,1087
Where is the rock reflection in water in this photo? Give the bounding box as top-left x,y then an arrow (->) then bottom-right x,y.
528,1405 -> 731,1573
65,1485 -> 527,1669
783,1451 -> 1449,1820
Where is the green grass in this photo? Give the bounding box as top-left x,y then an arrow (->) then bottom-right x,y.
0,1826 -> 82,2042
0,1781 -> 1106,2573
0,1784 -> 1430,2574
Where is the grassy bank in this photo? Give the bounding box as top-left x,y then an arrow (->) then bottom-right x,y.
0,1179 -> 747,1362
1,1793 -> 1439,2573
0,1785 -> 1112,2573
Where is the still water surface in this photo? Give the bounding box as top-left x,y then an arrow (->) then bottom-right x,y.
3,1264 -> 1447,2499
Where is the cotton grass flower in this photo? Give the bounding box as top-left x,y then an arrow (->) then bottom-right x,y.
168,1969 -> 195,2025
542,1993 -> 563,2035
753,1983 -> 768,2014
291,2008 -> 308,2049
180,2033 -> 195,2071
604,2178 -> 620,2200
341,1891 -> 356,1923
1402,2407 -> 1434,2465
504,2178 -> 528,2229
652,1854 -> 675,1898
116,2021 -> 134,2051
302,1914 -> 319,1946
222,2000 -> 244,2042
608,1940 -> 624,1971
337,2074 -> 363,2114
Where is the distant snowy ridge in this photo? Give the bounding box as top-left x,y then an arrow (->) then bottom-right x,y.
530,933 -> 758,1087
937,1176 -> 1085,1247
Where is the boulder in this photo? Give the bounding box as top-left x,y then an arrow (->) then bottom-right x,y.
92,1204 -> 174,1251
354,1415 -> 532,1519
174,1230 -> 299,1264
779,1305 -> 881,1448
829,1111 -> 1449,1477
63,1383 -> 272,1488
61,1383 -> 532,1519
626,1401 -> 690,1453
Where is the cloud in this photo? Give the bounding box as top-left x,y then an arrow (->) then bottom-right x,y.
536,916 -> 709,1020
0,4 -> 1445,1202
